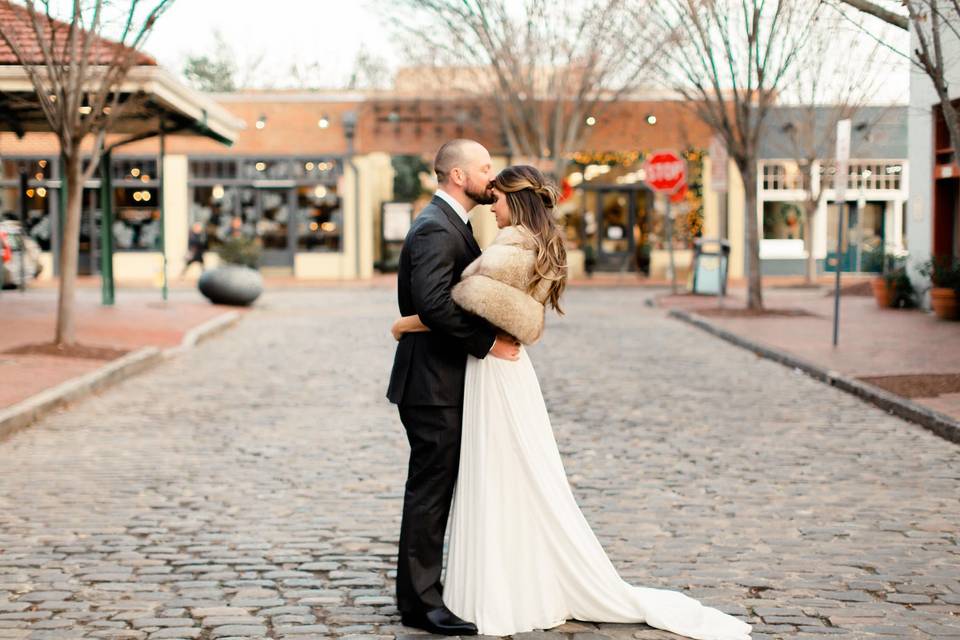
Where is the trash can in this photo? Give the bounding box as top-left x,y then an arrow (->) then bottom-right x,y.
689,237 -> 730,295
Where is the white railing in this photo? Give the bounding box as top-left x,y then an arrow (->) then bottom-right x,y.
761,160 -> 905,193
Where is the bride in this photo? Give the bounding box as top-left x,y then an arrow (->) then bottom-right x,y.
391,165 -> 752,640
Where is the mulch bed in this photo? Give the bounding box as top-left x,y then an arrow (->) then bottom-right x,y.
2,342 -> 130,361
823,280 -> 874,297
859,374 -> 960,399
696,307 -> 817,318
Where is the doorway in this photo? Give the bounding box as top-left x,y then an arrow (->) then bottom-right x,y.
826,200 -> 885,273
583,186 -> 654,272
78,187 -> 101,276
239,186 -> 296,268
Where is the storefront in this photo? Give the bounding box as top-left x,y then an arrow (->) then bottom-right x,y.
758,158 -> 907,274
753,107 -> 909,276
188,156 -> 344,268
558,150 -> 705,278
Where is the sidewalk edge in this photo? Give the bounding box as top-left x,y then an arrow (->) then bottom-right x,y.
0,347 -> 162,442
667,308 -> 960,446
162,310 -> 242,359
0,310 -> 244,442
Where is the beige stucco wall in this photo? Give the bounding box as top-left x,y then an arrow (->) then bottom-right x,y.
162,154 -> 189,280
726,160 -> 746,279
114,251 -> 164,283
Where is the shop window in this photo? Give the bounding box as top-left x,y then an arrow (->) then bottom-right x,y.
190,185 -> 239,248
297,184 -> 342,251
763,201 -> 806,240
112,158 -> 158,182
189,159 -> 238,180
113,187 -> 160,250
1,179 -> 53,251
1,158 -> 51,182
241,159 -> 291,180
293,158 -> 341,182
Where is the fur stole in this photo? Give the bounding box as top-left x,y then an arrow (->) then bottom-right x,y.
451,225 -> 553,345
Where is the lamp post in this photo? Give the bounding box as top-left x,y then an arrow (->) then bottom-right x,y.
342,110 -> 360,279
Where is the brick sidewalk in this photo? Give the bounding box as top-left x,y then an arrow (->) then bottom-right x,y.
656,284 -> 960,420
0,287 -> 242,408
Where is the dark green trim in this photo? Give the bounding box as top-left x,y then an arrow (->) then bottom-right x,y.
98,151 -> 115,306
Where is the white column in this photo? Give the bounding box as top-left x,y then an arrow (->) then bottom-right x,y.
163,154 -> 189,278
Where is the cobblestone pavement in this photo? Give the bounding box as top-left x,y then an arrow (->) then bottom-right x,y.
1,288 -> 958,640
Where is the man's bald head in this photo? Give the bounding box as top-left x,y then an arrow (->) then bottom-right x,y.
434,139 -> 486,185
433,138 -> 495,207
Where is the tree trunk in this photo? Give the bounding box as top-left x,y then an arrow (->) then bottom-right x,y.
741,160 -> 764,309
803,200 -> 818,285
55,151 -> 82,347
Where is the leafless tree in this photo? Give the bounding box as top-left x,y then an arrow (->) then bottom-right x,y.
0,0 -> 174,346
649,0 -> 822,309
834,0 -> 960,162
388,0 -> 659,180
772,12 -> 894,284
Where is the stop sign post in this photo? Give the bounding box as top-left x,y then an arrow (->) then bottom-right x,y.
644,150 -> 687,293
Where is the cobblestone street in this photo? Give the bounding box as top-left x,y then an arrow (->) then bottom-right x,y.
1,288 -> 958,640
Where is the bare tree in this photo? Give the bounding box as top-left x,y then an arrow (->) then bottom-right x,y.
389,0 -> 658,180
650,0 -> 822,309
772,12 -> 894,284
834,0 -> 960,162
346,46 -> 392,90
0,0 -> 173,347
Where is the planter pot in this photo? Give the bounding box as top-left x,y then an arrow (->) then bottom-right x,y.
871,276 -> 894,308
198,264 -> 263,306
930,287 -> 959,320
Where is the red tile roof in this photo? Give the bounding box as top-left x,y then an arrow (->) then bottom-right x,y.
0,0 -> 155,66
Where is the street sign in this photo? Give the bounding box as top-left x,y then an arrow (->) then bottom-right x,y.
643,150 -> 686,194
669,181 -> 688,204
709,135 -> 728,193
835,119 -> 851,201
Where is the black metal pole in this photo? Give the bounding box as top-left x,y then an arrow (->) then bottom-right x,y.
18,168 -> 28,292
832,201 -> 845,346
666,196 -> 676,294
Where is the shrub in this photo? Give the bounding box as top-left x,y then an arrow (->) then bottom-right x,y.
216,235 -> 261,269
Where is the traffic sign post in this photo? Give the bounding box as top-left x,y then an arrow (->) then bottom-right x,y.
832,119 -> 851,347
709,135 -> 729,307
643,150 -> 687,294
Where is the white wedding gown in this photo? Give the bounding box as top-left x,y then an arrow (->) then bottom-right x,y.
442,345 -> 752,640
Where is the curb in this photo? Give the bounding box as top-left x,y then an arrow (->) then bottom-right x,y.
162,310 -> 242,359
667,308 -> 960,446
0,310 -> 243,443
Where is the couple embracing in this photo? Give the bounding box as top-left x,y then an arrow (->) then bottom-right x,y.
386,139 -> 751,640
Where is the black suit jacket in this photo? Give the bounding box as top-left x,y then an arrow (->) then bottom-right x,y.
386,196 -> 497,407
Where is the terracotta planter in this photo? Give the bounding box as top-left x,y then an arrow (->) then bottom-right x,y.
930,287 -> 959,320
871,277 -> 894,308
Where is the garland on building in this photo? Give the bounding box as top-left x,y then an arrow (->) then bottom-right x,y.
569,148 -> 705,247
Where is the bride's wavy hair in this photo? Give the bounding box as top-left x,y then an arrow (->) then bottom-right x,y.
492,165 -> 568,314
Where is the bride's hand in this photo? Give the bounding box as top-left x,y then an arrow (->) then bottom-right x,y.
391,318 -> 404,341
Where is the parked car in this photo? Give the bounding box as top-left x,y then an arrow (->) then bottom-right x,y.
0,221 -> 42,288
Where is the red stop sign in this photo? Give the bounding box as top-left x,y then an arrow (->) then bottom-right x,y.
643,150 -> 687,194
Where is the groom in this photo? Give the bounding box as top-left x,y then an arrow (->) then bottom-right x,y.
387,139 -> 520,635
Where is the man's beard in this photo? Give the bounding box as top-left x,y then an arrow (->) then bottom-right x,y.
465,181 -> 495,205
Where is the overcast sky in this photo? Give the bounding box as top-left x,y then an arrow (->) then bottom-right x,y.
144,0 -> 397,88
140,0 -> 910,103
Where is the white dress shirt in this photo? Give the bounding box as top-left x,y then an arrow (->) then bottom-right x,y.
435,188 -> 471,226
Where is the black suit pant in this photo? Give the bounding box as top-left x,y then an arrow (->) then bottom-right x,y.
395,403 -> 463,615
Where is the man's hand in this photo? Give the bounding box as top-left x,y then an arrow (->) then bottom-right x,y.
490,334 -> 521,361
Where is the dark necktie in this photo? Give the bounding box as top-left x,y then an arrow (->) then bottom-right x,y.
466,219 -> 473,234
